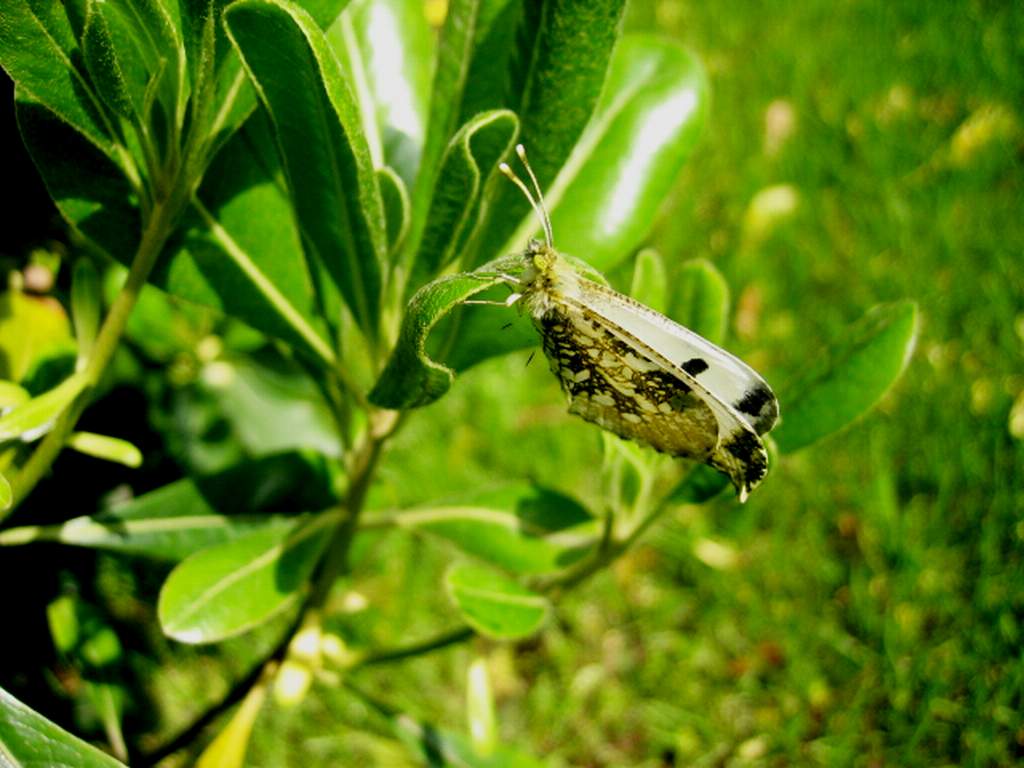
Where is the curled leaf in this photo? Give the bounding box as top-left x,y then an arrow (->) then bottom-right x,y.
368,255 -> 521,409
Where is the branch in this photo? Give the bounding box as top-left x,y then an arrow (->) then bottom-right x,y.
6,195 -> 182,515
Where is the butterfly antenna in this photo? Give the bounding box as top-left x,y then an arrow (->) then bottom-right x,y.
498,144 -> 554,248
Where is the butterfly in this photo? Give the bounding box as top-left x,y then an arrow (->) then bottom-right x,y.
496,145 -> 779,501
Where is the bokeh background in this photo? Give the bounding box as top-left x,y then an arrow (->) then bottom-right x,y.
2,0 -> 1022,765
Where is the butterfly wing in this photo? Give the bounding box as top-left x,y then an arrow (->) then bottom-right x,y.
575,280 -> 779,436
535,307 -> 721,463
559,279 -> 776,500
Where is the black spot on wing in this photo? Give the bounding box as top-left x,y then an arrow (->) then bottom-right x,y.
681,358 -> 709,376
722,430 -> 768,487
734,384 -> 776,429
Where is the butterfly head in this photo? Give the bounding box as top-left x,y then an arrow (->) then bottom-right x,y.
525,237 -> 557,273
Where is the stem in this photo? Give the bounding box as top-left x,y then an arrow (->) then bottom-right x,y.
534,497 -> 672,596
6,198 -> 179,515
354,626 -> 474,668
307,410 -> 396,609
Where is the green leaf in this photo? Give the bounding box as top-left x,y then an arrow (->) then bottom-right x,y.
774,302 -> 919,454
81,0 -> 183,136
0,512 -> 296,561
0,0 -> 118,160
181,114 -> 339,365
408,109 -> 518,292
0,452 -> 339,560
377,166 -> 411,257
0,685 -> 127,767
496,35 -> 709,272
199,351 -> 344,458
81,0 -> 138,121
331,0 -> 434,187
225,0 -> 386,338
158,512 -> 337,643
66,432 -> 144,467
390,484 -> 595,575
17,98 -> 337,366
0,373 -> 88,443
183,0 -> 348,173
446,562 -> 549,641
471,0 -> 627,265
368,255 -> 521,409
71,260 -> 102,364
47,594 -> 80,654
671,258 -> 730,345
0,382 -> 30,410
0,290 -> 76,384
630,248 -> 668,314
0,471 -> 10,512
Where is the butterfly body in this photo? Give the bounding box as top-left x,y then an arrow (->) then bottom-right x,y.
516,239 -> 778,501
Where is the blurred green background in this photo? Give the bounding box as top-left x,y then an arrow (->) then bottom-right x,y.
2,0 -> 1022,765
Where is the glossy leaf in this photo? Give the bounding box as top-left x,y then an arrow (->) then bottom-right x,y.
66,432 -> 144,467
195,677 -> 269,768
390,484 -> 595,575
671,258 -> 730,345
0,373 -> 88,443
369,254 -> 522,408
445,562 -> 550,640
409,109 -> 518,291
333,0 -> 433,187
0,290 -> 75,384
0,452 -> 338,560
0,685 -> 127,767
226,0 -> 386,338
496,35 -> 709,272
630,248 -> 668,314
0,1 -> 118,160
158,512 -> 337,643
469,0 -> 627,265
774,301 -> 919,454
